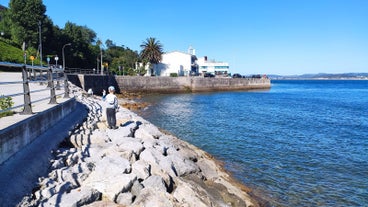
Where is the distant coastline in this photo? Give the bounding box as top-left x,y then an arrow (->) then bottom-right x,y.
268,72 -> 368,80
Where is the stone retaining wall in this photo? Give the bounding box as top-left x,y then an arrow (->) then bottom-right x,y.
68,75 -> 271,94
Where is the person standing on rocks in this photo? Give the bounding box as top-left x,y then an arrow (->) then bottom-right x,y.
102,86 -> 119,129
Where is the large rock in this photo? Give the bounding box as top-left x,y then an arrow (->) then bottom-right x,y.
196,158 -> 221,180
88,130 -> 110,145
83,156 -> 135,201
131,160 -> 151,180
166,155 -> 200,177
36,181 -> 75,206
172,178 -> 217,207
131,188 -> 175,207
115,192 -> 134,206
42,186 -> 102,207
106,126 -> 132,141
114,137 -> 145,155
139,148 -> 164,166
142,175 -> 167,192
134,122 -> 162,140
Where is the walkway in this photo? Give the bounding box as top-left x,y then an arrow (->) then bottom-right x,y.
0,72 -> 70,130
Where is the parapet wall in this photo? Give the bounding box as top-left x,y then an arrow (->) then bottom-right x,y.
0,98 -> 78,164
68,75 -> 271,94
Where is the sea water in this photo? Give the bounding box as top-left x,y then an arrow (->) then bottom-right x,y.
138,80 -> 368,207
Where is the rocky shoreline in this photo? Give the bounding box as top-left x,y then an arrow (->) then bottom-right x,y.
18,87 -> 260,207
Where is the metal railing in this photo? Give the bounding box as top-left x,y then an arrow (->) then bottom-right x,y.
64,68 -> 96,74
0,64 -> 70,115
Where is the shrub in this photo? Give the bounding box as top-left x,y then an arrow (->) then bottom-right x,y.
0,40 -> 24,63
170,73 -> 178,77
0,95 -> 14,117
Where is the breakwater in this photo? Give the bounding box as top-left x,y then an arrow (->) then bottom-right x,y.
1,85 -> 259,206
67,75 -> 270,95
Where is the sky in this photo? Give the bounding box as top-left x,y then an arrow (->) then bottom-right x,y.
1,0 -> 367,75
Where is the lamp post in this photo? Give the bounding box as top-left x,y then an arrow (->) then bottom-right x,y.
55,55 -> 59,67
38,21 -> 43,67
62,43 -> 71,98
100,46 -> 103,75
62,43 -> 72,70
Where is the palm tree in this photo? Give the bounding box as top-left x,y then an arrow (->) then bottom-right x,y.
140,37 -> 163,76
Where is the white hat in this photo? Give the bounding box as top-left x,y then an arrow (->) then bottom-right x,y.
108,86 -> 115,91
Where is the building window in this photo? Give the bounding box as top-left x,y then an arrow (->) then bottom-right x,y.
214,66 -> 229,69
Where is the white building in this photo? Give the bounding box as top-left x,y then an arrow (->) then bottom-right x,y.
153,46 -> 229,77
197,56 -> 229,77
155,51 -> 197,76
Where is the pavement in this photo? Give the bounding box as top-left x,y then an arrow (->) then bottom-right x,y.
0,72 -> 71,130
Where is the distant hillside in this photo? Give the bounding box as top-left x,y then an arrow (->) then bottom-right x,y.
269,73 -> 368,80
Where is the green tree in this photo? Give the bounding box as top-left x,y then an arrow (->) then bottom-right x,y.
140,37 -> 163,76
0,7 -> 12,39
8,0 -> 46,47
62,21 -> 98,68
104,39 -> 140,75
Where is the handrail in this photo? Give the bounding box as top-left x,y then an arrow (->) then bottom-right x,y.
0,64 -> 70,114
0,81 -> 24,85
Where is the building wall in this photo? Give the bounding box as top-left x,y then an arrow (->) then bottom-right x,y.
156,51 -> 192,76
197,57 -> 229,76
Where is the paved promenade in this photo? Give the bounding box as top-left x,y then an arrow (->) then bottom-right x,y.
0,72 -> 70,130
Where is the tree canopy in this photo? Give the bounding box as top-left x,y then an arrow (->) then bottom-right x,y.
8,0 -> 46,47
140,37 -> 163,76
0,0 -> 163,75
140,37 -> 163,64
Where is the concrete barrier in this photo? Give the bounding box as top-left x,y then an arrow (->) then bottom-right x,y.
68,75 -> 271,94
0,98 -> 78,164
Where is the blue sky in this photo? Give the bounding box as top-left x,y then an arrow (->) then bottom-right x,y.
1,0 -> 367,75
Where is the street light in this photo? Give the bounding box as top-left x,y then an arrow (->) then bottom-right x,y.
62,43 -> 71,98
62,43 -> 72,70
55,55 -> 59,67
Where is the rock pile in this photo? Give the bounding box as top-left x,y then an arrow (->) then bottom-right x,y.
19,88 -> 258,207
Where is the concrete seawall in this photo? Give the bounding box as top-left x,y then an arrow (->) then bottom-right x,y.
68,75 -> 271,94
0,98 -> 78,164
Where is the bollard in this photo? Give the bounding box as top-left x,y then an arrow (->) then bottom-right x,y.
21,65 -> 33,114
48,67 -> 57,104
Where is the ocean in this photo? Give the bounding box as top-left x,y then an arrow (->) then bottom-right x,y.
138,79 -> 368,207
